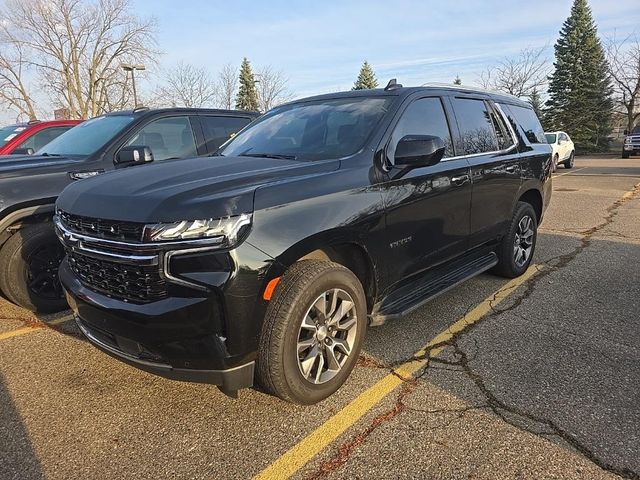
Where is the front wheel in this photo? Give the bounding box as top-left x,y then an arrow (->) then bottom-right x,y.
492,202 -> 538,278
0,223 -> 67,313
257,260 -> 367,404
622,150 -> 630,159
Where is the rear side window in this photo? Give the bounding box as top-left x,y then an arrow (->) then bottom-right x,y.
501,104 -> 546,144
126,116 -> 197,161
17,126 -> 71,151
488,106 -> 515,151
388,97 -> 454,162
452,98 -> 499,155
201,116 -> 252,153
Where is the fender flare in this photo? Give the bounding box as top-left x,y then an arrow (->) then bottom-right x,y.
0,204 -> 55,232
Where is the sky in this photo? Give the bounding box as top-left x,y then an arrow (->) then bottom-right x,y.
1,0 -> 639,123
132,0 -> 639,96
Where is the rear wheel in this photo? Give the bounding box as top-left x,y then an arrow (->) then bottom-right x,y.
0,223 -> 67,313
257,260 -> 367,404
552,153 -> 559,172
492,202 -> 537,278
563,151 -> 575,168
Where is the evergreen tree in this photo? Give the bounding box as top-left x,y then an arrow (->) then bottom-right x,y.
545,0 -> 613,152
235,57 -> 259,111
529,88 -> 543,119
352,61 -> 378,90
453,75 -> 462,85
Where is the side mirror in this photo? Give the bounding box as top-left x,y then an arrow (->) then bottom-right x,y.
11,147 -> 34,155
394,135 -> 445,168
115,145 -> 154,167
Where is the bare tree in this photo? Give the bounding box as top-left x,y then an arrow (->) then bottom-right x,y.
153,62 -> 217,108
256,65 -> 293,112
478,47 -> 550,98
216,63 -> 237,110
0,0 -> 157,119
606,33 -> 640,132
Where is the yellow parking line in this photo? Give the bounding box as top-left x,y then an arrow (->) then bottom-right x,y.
47,314 -> 74,326
254,265 -> 541,480
553,166 -> 587,178
0,314 -> 74,341
0,325 -> 43,340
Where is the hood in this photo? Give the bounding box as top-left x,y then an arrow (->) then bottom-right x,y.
56,155 -> 339,222
0,154 -> 80,176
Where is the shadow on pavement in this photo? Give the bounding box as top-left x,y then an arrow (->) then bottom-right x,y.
0,371 -> 45,480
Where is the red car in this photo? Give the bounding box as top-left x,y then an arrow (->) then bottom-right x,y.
0,119 -> 82,155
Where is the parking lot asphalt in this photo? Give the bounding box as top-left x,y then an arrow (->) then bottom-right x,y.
1,155 -> 639,480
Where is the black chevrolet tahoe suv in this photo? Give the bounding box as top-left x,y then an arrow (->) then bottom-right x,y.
56,83 -> 552,404
0,108 -> 257,313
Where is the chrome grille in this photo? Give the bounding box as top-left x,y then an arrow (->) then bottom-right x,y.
58,211 -> 145,242
67,251 -> 167,303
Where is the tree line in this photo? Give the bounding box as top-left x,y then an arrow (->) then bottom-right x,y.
1,0 -> 638,152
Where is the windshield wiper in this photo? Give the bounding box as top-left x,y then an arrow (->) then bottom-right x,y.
240,153 -> 297,160
39,152 -> 62,157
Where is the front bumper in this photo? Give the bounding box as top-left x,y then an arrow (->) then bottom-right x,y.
74,314 -> 255,392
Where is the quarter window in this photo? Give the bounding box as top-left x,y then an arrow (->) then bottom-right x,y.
501,104 -> 546,144
126,116 -> 197,161
388,97 -> 454,163
452,98 -> 499,155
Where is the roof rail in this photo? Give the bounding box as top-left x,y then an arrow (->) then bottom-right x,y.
133,106 -> 149,113
421,82 -> 522,100
27,119 -> 41,125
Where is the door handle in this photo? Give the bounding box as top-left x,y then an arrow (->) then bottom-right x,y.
451,174 -> 469,186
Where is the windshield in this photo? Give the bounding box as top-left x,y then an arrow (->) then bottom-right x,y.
219,97 -> 393,161
0,125 -> 25,148
545,133 -> 557,144
631,126 -> 640,135
37,115 -> 135,156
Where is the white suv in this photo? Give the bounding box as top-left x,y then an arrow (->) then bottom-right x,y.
545,131 -> 575,170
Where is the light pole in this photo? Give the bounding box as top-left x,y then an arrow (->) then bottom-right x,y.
121,64 -> 146,108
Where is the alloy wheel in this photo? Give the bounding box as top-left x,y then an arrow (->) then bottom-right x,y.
296,288 -> 358,384
513,215 -> 534,268
27,244 -> 65,300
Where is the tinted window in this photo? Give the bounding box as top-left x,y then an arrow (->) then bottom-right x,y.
452,98 -> 498,155
17,126 -> 71,151
39,115 -> 135,156
126,116 -> 197,161
0,125 -> 24,148
504,104 -> 546,144
545,133 -> 557,144
488,106 -> 515,150
388,97 -> 453,162
201,116 -> 251,153
220,97 -> 392,161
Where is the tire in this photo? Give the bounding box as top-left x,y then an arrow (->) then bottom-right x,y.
0,223 -> 67,313
552,153 -> 559,173
257,260 -> 367,404
563,151 -> 575,168
622,150 -> 630,159
492,202 -> 538,279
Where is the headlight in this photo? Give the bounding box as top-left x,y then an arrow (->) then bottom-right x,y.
143,213 -> 252,246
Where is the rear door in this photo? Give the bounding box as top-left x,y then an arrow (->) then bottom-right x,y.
381,95 -> 472,284
199,115 -> 254,154
450,96 -> 521,248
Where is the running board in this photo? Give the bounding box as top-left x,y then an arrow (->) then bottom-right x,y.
369,252 -> 498,326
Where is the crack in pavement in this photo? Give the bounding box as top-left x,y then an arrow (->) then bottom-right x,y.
312,182 -> 640,479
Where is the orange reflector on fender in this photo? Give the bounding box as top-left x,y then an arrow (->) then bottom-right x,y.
263,277 -> 281,301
